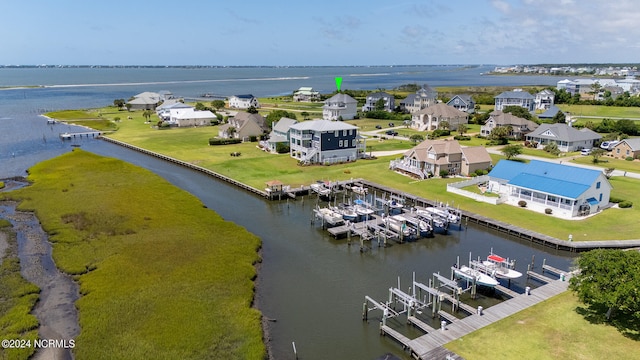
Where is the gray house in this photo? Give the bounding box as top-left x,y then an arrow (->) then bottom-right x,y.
265,117 -> 298,153
362,91 -> 395,112
481,111 -> 538,139
494,89 -> 535,112
446,94 -> 475,113
526,123 -> 601,152
400,85 -> 438,113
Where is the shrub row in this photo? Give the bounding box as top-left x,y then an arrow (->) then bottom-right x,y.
209,138 -> 242,146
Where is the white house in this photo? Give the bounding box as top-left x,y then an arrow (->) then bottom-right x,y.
362,91 -> 395,112
322,93 -> 357,120
228,94 -> 260,109
488,160 -> 612,218
127,91 -> 162,110
400,85 -> 438,113
535,89 -> 555,110
494,89 -> 535,112
293,87 -> 321,102
172,109 -> 216,127
156,101 -> 194,121
289,120 -> 365,164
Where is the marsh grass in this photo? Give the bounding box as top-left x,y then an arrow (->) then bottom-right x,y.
0,229 -> 40,360
445,292 -> 640,359
5,150 -> 264,359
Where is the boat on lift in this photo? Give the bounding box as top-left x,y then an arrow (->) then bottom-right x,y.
453,265 -> 499,288
483,253 -> 522,279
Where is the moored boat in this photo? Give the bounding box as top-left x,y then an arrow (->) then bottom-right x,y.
483,253 -> 522,279
454,265 -> 499,287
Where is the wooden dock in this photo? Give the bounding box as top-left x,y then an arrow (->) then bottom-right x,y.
408,316 -> 436,333
526,270 -> 555,283
494,284 -> 519,298
380,325 -> 412,350
404,277 -> 570,359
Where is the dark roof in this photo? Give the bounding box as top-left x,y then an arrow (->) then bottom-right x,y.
538,105 -> 562,119
233,94 -> 255,99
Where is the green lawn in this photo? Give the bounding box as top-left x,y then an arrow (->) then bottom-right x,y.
445,292 -> 640,360
3,150 -> 264,359
558,104 -> 640,119
48,108 -> 640,241
571,153 -> 640,173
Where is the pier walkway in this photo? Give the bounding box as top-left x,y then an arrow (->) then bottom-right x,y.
406,277 -> 570,359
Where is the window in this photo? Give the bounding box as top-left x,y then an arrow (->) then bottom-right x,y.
596,181 -> 601,189
343,130 -> 347,136
335,131 -> 338,137
338,140 -> 343,147
599,193 -> 603,201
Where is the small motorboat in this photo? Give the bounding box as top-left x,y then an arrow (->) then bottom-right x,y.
483,253 -> 523,279
454,265 -> 499,287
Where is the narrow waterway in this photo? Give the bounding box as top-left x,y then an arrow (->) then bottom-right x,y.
0,200 -> 79,360
2,119 -> 578,359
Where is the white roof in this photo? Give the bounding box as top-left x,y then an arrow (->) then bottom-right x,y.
290,119 -> 358,132
174,109 -> 216,119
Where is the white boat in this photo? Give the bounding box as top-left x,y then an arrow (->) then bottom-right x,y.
386,199 -> 404,211
330,204 -> 357,222
483,254 -> 523,279
315,206 -> 344,226
351,185 -> 368,195
415,209 -> 446,228
454,265 -> 499,287
386,215 -> 414,237
418,220 -> 432,237
310,181 -> 332,196
421,207 -> 458,223
353,199 -> 374,217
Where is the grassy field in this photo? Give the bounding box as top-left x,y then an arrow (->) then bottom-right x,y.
2,150 -> 264,359
558,104 -> 640,119
47,108 -> 640,241
571,153 -> 640,173
445,291 -> 640,360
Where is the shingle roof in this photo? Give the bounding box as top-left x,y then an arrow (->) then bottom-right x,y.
414,103 -> 468,118
325,93 -> 357,104
461,146 -> 492,164
489,160 -> 606,199
273,117 -> 297,133
618,138 -> 640,151
526,123 -> 601,142
538,105 -> 562,119
488,111 -> 538,130
495,91 -> 535,100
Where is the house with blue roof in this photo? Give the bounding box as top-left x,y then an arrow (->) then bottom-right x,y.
488,160 -> 612,218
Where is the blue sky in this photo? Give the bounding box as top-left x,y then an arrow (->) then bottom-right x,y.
2,0 -> 638,66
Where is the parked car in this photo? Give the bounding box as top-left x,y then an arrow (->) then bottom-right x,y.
600,140 -> 620,151
375,125 -> 382,129
580,148 -> 592,156
385,130 -> 398,136
388,122 -> 395,127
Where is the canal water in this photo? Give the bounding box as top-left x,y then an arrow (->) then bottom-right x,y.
0,67 -> 578,359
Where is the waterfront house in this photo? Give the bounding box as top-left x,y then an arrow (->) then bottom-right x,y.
525,123 -> 601,152
389,139 -> 491,178
488,160 -> 612,218
156,101 -> 194,121
494,89 -> 535,112
410,103 -> 468,131
609,138 -> 640,160
172,109 -> 216,127
446,94 -> 475,113
322,93 -> 357,120
228,94 -> 260,109
535,89 -> 555,110
218,112 -> 267,140
289,119 -> 364,164
480,111 -> 538,139
127,91 -> 162,110
361,91 -> 395,112
264,117 -> 298,153
400,85 -> 438,113
293,87 -> 321,102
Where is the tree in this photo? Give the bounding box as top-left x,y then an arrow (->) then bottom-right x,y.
457,124 -> 468,136
552,111 -> 566,124
375,98 -> 386,111
300,111 -> 310,120
409,134 -> 424,144
488,125 -> 512,141
502,105 -> 534,121
142,110 -> 153,122
211,100 -> 225,111
569,249 -> 640,322
195,102 -> 207,111
113,99 -> 125,109
590,148 -> 606,163
227,126 -> 237,138
501,144 -> 523,160
247,106 -> 259,114
265,110 -> 297,129
438,120 -> 450,130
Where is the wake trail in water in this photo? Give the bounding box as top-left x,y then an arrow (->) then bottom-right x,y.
40,76 -> 311,88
